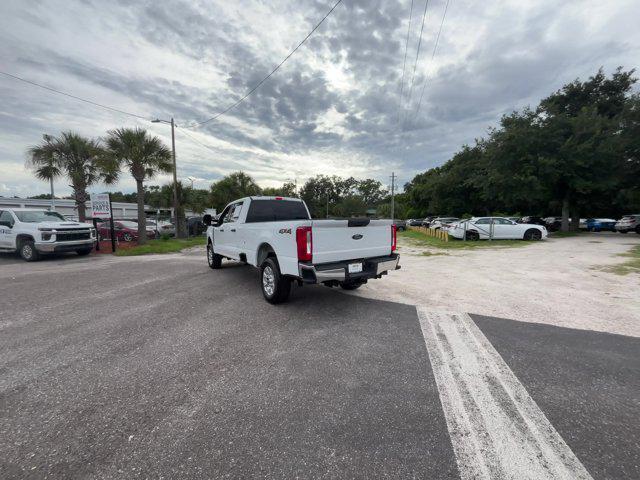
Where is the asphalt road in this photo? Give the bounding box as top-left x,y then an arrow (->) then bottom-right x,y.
0,251 -> 638,479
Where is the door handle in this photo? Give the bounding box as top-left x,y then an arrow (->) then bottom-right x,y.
230,228 -> 236,232
219,228 -> 225,232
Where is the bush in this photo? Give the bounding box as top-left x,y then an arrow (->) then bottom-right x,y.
160,233 -> 171,241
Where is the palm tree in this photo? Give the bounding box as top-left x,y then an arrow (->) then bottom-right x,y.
104,128 -> 172,245
27,132 -> 115,221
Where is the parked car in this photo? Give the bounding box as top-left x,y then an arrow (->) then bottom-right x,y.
187,216 -> 206,236
204,196 -> 400,304
98,220 -> 156,242
586,218 -> 617,232
422,216 -> 436,227
146,219 -> 175,237
430,217 -> 460,230
407,218 -> 424,227
544,217 -> 563,232
615,214 -> 640,234
393,219 -> 407,231
0,208 -> 96,261
448,217 -> 547,241
518,216 -> 547,226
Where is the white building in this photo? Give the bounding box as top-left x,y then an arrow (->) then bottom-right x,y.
0,197 -> 206,220
0,197 -> 149,219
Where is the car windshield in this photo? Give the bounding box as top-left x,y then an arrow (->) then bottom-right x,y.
15,211 -> 66,223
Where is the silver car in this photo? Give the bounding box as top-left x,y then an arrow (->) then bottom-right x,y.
615,214 -> 640,234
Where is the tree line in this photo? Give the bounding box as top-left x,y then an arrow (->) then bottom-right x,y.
28,68 -> 637,235
402,68 -> 640,231
27,128 -> 174,244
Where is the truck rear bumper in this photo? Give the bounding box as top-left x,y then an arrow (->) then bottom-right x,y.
35,239 -> 95,253
298,254 -> 400,284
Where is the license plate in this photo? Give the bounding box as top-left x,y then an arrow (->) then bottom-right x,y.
348,262 -> 363,274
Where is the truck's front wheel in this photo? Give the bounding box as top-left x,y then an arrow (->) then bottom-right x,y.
19,241 -> 40,262
261,257 -> 291,304
207,242 -> 222,269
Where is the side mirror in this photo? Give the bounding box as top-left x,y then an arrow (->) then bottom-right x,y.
203,214 -> 212,226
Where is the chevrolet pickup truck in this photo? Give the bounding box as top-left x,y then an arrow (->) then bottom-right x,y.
203,196 -> 400,303
0,208 -> 96,261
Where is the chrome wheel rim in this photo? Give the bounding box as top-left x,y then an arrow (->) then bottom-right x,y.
207,245 -> 213,265
263,266 -> 275,297
22,245 -> 32,259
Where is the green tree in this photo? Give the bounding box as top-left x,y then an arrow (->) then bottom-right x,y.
209,172 -> 262,211
262,181 -> 298,198
536,67 -> 636,230
27,132 -> 116,221
357,179 -> 387,205
104,128 -> 173,244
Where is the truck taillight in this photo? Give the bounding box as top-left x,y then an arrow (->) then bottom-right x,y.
391,224 -> 397,252
296,226 -> 312,262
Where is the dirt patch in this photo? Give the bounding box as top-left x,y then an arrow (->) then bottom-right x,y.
353,232 -> 640,337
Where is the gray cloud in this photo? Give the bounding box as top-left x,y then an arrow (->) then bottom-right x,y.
1,0 -> 639,197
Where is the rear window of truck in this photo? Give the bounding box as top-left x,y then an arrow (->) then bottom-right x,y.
245,200 -> 309,223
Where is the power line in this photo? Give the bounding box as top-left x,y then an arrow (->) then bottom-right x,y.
403,0 -> 430,125
0,71 -> 151,121
414,0 -> 451,118
397,0 -> 415,123
193,0 -> 344,127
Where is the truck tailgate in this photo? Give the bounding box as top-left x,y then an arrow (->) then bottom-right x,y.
311,219 -> 393,264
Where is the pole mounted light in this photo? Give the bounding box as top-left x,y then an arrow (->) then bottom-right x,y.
151,117 -> 183,237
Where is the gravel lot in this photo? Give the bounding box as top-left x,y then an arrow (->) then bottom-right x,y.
354,233 -> 640,337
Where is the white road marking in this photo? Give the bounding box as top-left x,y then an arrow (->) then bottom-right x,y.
417,308 -> 593,480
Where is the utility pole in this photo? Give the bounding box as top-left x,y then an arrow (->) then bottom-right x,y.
152,117 -> 184,238
390,172 -> 396,221
326,194 -> 329,219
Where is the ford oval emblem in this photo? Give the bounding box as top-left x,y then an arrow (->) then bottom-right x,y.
352,234 -> 363,240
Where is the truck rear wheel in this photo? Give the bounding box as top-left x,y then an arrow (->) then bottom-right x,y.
261,257 -> 291,304
19,241 -> 40,262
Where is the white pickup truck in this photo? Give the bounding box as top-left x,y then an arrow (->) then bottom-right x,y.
0,208 -> 96,261
203,196 -> 400,303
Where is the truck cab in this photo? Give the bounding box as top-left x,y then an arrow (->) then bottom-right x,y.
0,208 -> 96,261
204,196 -> 399,303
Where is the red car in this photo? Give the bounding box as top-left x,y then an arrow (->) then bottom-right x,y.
97,220 -> 156,242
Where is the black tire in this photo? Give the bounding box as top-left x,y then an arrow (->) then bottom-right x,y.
260,257 -> 291,304
207,242 -> 222,269
340,282 -> 361,290
523,228 -> 542,241
19,240 -> 40,262
465,230 -> 479,241
619,230 -> 628,234
76,248 -> 92,256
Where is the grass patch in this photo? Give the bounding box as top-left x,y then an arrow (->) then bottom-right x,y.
604,245 -> 640,275
115,236 -> 206,256
399,229 -> 530,250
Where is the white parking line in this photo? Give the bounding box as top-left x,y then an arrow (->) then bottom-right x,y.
417,308 -> 593,480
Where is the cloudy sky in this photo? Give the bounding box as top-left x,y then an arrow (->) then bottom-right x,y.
1,0 -> 639,197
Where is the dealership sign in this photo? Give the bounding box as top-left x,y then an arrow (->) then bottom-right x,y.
90,194 -> 111,218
